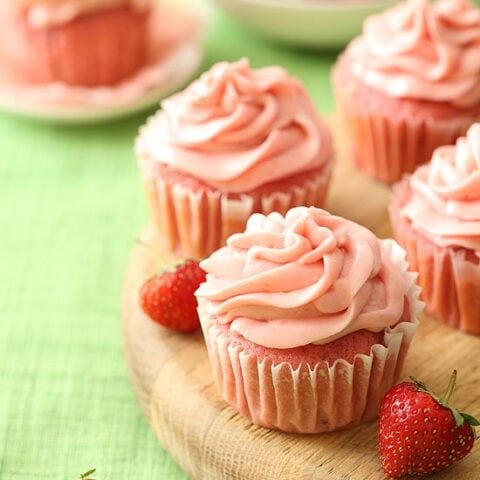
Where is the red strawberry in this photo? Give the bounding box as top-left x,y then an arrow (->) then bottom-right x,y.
140,259 -> 206,333
379,370 -> 479,478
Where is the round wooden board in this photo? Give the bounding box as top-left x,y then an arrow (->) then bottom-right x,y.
122,120 -> 480,480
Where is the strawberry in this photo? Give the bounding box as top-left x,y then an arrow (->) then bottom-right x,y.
140,259 -> 206,333
379,370 -> 479,478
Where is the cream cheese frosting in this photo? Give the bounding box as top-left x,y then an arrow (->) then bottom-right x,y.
401,123 -> 480,252
136,58 -> 333,193
196,207 -> 407,348
3,0 -> 149,28
348,0 -> 480,107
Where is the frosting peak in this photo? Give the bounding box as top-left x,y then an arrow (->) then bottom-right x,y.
136,59 -> 333,193
196,207 -> 406,348
402,123 -> 480,251
349,0 -> 480,107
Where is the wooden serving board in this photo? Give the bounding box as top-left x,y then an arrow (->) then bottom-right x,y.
122,121 -> 480,480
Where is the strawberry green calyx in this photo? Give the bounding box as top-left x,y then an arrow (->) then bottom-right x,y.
410,370 -> 480,429
79,469 -> 96,480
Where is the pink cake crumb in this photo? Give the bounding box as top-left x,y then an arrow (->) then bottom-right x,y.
228,328 -> 384,367
149,161 -> 331,197
212,298 -> 411,369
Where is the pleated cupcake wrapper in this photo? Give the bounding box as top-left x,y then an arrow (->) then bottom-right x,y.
198,239 -> 422,433
142,158 -> 333,259
390,180 -> 480,336
334,88 -> 477,183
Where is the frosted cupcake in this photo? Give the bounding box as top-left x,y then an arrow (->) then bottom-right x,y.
0,0 -> 150,86
195,206 -> 421,433
390,123 -> 480,336
332,0 -> 480,183
136,59 -> 334,259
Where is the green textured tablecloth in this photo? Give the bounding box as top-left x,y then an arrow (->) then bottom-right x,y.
0,4 -> 336,479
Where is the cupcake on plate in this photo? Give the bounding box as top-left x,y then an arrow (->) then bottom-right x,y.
332,0 -> 480,183
136,59 -> 334,259
195,206 -> 421,433
0,0 -> 151,86
390,123 -> 480,336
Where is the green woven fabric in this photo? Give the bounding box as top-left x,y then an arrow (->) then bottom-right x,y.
0,5 -> 336,479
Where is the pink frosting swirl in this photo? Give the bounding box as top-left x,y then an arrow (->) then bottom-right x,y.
136,59 -> 333,193
3,0 -> 148,28
348,0 -> 480,107
402,123 -> 480,251
196,207 -> 406,348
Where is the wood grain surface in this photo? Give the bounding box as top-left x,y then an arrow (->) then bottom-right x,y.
122,122 -> 480,480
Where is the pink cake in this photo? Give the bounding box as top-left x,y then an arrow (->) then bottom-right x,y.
136,59 -> 334,259
196,207 -> 422,433
332,0 -> 480,183
0,0 -> 150,86
390,123 -> 480,336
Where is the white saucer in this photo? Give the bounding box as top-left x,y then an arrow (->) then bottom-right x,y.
211,0 -> 394,48
0,3 -> 205,123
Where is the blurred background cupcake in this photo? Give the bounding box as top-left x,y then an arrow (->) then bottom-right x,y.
196,206 -> 421,433
332,0 -> 480,183
0,0 -> 151,87
390,123 -> 480,336
135,58 -> 334,259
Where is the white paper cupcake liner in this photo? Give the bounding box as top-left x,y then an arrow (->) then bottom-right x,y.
198,239 -> 423,433
390,179 -> 480,335
334,84 -> 478,184
141,157 -> 334,259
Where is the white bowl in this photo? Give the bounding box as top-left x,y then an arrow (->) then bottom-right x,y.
211,0 -> 394,48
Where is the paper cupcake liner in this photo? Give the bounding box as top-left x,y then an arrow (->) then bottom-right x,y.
198,240 -> 422,433
334,87 -> 476,184
142,158 -> 334,259
390,179 -> 480,336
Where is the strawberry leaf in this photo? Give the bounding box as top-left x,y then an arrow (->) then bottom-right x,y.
80,469 -> 96,479
409,372 -> 478,429
461,412 -> 480,427
409,376 -> 428,392
449,407 -> 466,428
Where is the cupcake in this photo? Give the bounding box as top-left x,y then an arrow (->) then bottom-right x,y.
0,0 -> 150,87
390,123 -> 480,336
195,206 -> 421,433
135,59 -> 334,259
332,0 -> 480,183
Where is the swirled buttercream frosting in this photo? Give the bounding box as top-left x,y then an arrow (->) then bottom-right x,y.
196,207 -> 407,348
348,0 -> 480,107
401,123 -> 480,251
2,0 -> 148,28
136,58 -> 333,193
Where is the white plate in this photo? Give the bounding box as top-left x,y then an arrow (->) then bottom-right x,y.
0,4 -> 205,123
211,0 -> 394,48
